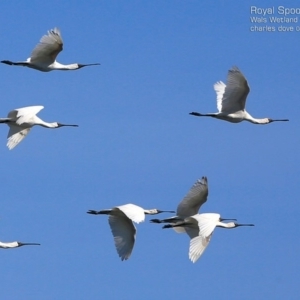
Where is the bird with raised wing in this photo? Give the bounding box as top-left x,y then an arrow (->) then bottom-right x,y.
0,241 -> 40,249
150,177 -> 208,229
190,66 -> 289,124
163,213 -> 254,263
1,27 -> 100,72
0,105 -> 78,150
87,203 -> 175,261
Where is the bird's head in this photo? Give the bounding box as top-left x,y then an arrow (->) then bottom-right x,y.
144,209 -> 175,215
56,122 -> 79,128
17,242 -> 41,247
268,118 -> 289,123
230,222 -> 255,228
77,63 -> 101,69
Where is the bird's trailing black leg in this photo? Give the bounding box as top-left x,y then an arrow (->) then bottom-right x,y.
1,60 -> 30,67
189,112 -> 217,117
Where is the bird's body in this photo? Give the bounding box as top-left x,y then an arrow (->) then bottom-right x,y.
0,241 -> 40,249
1,27 -> 100,72
150,177 -> 208,231
163,213 -> 254,263
190,66 -> 289,124
0,105 -> 78,150
87,203 -> 174,261
150,176 -> 254,262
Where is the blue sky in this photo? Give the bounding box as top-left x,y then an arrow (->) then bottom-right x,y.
0,1 -> 299,299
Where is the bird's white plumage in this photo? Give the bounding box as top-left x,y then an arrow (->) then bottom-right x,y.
0,241 -> 19,249
8,106 -> 44,125
30,28 -> 63,65
176,177 -> 208,218
162,213 -> 215,263
190,66 -> 289,124
106,204 -> 147,260
162,187 -> 254,263
149,177 -> 208,234
215,66 -> 250,113
185,213 -> 251,263
189,234 -> 212,263
7,125 -> 31,150
192,213 -> 220,238
88,203 -> 173,261
3,106 -> 45,150
0,241 -> 40,249
1,27 -> 99,71
0,105 -> 77,150
108,214 -> 136,261
171,213 -> 218,263
214,81 -> 226,113
10,105 -> 44,117
115,204 -> 146,224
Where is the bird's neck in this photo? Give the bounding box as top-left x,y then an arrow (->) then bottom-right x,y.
216,221 -> 235,229
0,241 -> 18,248
144,209 -> 158,215
35,118 -> 57,128
51,61 -> 79,70
244,111 -> 269,124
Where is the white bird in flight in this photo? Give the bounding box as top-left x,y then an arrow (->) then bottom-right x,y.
150,177 -> 208,229
87,203 -> 175,261
0,105 -> 78,150
0,241 -> 40,249
163,213 -> 254,263
1,27 -> 100,72
190,66 -> 289,124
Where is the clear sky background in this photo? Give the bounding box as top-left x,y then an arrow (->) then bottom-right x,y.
0,1 -> 299,299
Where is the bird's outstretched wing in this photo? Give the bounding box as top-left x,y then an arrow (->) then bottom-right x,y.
176,177 -> 208,218
116,204 -> 145,224
8,106 -> 44,125
214,66 -> 250,113
189,233 -> 212,263
7,124 -> 31,150
194,213 -> 220,237
108,214 -> 136,261
30,28 -> 63,65
186,213 -> 218,262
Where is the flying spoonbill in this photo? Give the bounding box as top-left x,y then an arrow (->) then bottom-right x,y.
190,66 -> 289,124
163,213 -> 254,263
0,105 -> 78,150
87,203 -> 175,261
1,27 -> 100,72
150,177 -> 208,230
0,241 -> 40,249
